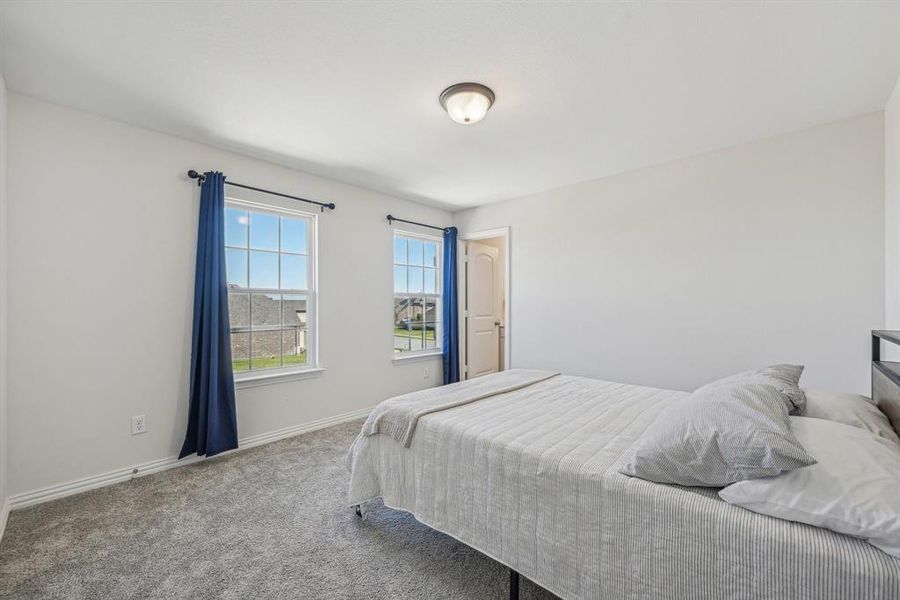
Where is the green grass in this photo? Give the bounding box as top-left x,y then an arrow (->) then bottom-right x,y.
394,327 -> 436,340
232,352 -> 307,372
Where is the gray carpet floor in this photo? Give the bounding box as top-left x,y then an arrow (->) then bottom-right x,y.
0,420 -> 557,599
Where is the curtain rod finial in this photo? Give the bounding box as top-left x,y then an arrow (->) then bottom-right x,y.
187,170 -> 205,186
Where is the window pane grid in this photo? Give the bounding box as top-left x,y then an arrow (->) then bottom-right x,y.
393,232 -> 441,355
226,201 -> 313,372
230,290 -> 311,371
226,244 -> 306,255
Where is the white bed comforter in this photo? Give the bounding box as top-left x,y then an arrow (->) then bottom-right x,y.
347,372 -> 900,600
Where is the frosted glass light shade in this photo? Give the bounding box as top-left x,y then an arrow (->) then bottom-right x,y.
439,83 -> 495,125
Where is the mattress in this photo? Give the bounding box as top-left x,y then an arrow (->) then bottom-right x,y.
347,374 -> 900,600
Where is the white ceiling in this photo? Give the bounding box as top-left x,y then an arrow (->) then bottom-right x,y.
1,1 -> 898,210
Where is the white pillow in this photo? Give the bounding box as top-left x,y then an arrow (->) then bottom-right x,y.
618,383 -> 815,487
720,417 -> 900,558
696,364 -> 806,414
802,389 -> 900,444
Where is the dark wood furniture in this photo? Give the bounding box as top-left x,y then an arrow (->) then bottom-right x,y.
870,330 -> 900,436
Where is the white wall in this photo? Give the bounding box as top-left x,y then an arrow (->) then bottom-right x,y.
7,95 -> 448,496
454,113 -> 885,394
886,76 -> 900,359
0,74 -> 9,527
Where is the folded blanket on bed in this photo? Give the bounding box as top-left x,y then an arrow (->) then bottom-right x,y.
361,368 -> 559,447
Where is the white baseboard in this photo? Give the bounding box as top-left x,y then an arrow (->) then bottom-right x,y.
7,406 -> 372,511
0,497 -> 9,544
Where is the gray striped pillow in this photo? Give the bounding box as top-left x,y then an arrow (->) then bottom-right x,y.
617,382 -> 816,487
695,364 -> 807,414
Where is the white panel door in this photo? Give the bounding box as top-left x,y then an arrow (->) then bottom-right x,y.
466,241 -> 501,379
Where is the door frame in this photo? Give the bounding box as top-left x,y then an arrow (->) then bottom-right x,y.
458,227 -> 511,378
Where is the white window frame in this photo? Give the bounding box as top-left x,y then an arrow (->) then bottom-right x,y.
225,197 -> 320,385
393,229 -> 442,359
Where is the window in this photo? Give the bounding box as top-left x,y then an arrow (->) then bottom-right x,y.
225,199 -> 316,375
393,232 -> 441,355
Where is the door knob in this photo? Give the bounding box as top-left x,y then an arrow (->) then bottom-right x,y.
494,320 -> 501,326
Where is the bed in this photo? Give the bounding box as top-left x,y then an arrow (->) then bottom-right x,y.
347,370 -> 900,600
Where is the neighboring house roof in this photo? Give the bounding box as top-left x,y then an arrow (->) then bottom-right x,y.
393,297 -> 437,324
227,287 -> 307,330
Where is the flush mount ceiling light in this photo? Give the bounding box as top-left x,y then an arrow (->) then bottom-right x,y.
439,82 -> 495,125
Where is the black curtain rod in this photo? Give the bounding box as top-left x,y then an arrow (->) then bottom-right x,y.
187,170 -> 336,212
386,214 -> 450,233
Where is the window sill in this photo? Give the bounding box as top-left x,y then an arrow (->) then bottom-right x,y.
392,351 -> 443,364
234,367 -> 325,390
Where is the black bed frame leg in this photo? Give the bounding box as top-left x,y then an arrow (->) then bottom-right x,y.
509,568 -> 519,600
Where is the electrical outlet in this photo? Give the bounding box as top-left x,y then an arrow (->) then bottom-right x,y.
131,415 -> 147,435
423,366 -> 431,379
